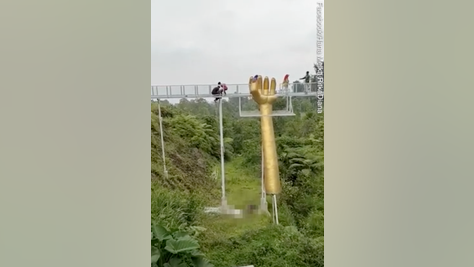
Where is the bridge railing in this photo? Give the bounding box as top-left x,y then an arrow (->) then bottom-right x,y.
151,82 -> 321,98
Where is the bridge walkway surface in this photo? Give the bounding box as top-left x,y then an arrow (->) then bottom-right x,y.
151,82 -> 320,99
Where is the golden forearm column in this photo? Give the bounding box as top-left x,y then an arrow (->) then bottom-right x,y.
249,75 -> 281,194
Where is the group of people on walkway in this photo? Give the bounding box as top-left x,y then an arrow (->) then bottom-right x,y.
275,71 -> 314,93
211,70 -> 317,102
254,71 -> 313,92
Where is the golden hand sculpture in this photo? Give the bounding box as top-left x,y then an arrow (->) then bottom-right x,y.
249,75 -> 281,194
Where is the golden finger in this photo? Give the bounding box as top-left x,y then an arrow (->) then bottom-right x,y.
257,75 -> 263,92
249,76 -> 255,94
270,77 -> 276,95
250,76 -> 263,101
249,78 -> 259,103
263,76 -> 269,95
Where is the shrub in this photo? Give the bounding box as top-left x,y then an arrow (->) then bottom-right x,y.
152,223 -> 214,267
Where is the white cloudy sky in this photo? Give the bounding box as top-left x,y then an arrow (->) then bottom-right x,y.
151,0 -> 324,86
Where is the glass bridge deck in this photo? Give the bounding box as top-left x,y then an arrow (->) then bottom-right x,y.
150,83 -> 319,99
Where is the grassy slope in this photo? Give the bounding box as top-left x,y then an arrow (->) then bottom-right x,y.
198,157 -> 271,260
151,103 -> 325,266
151,120 -> 324,266
151,105 -> 221,203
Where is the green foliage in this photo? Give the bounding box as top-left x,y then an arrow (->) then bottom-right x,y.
205,225 -> 323,267
151,183 -> 206,231
151,103 -> 220,199
169,114 -> 219,157
151,96 -> 324,266
303,209 -> 324,237
152,223 -> 214,267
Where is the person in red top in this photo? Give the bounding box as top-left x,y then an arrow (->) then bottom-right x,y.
220,83 -> 228,95
282,74 -> 290,92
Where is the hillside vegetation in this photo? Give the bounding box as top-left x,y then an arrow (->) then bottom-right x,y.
151,95 -> 324,267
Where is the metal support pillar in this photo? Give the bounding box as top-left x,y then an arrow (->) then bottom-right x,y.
238,96 -> 242,115
260,145 -> 268,213
218,98 -> 227,211
271,194 -> 279,225
157,100 -> 168,178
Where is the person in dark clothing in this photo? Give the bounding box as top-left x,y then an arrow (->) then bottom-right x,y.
300,71 -> 310,83
300,71 -> 311,93
212,86 -> 222,102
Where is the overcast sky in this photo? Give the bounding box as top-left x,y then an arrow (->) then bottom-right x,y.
151,0 -> 324,86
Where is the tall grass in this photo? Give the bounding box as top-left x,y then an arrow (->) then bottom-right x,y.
151,181 -> 205,231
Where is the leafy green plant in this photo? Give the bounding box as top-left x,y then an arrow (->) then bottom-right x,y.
151,223 -> 214,267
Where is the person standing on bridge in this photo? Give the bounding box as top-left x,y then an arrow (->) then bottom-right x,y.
300,71 -> 311,93
282,74 -> 290,92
